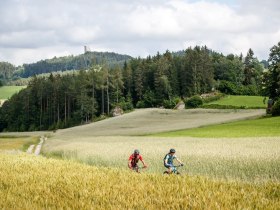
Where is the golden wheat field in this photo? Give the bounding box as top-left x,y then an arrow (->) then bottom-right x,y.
0,153 -> 280,209
0,136 -> 38,151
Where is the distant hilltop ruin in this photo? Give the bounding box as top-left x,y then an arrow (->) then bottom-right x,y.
84,46 -> 91,53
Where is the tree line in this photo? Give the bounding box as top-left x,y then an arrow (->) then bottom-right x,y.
1,43 -> 279,132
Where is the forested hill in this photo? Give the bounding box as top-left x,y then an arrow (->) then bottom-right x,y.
14,51 -> 133,78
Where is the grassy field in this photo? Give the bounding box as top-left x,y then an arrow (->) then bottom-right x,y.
1,153 -> 279,209
54,108 -> 265,137
0,86 -> 26,99
41,109 -> 279,183
154,116 -> 280,138
0,136 -> 38,151
42,136 -> 280,182
205,95 -> 266,108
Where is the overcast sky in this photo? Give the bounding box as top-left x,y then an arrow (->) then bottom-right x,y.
0,0 -> 279,65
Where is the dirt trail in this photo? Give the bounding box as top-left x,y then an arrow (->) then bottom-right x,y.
26,136 -> 47,155
54,108 -> 265,140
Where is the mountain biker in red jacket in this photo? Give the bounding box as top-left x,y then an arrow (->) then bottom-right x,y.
128,149 -> 147,172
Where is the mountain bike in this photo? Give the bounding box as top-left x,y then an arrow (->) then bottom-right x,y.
163,164 -> 183,175
132,165 -> 147,173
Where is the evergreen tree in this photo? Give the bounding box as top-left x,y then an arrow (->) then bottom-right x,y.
154,56 -> 171,101
262,42 -> 280,100
243,48 -> 255,85
134,62 -> 145,101
122,61 -> 132,97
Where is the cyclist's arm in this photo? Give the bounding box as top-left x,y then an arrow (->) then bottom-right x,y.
141,159 -> 148,168
128,156 -> 133,169
175,157 -> 183,165
139,156 -> 147,168
128,160 -> 132,169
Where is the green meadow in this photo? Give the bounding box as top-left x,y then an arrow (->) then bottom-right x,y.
205,95 -> 266,108
0,86 -> 26,99
154,116 -> 280,138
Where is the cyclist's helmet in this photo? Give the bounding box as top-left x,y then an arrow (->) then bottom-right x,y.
170,148 -> 176,153
134,149 -> 140,155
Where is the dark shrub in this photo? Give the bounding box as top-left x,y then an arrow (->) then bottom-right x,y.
185,95 -> 203,108
118,97 -> 134,111
202,92 -> 225,103
163,97 -> 181,109
136,101 -> 146,108
271,99 -> 280,116
240,85 -> 259,96
217,80 -> 239,95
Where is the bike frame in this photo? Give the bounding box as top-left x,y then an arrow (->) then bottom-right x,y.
132,165 -> 146,173
171,165 -> 182,173
164,165 -> 183,175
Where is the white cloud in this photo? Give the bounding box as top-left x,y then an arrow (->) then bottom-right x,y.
0,0 -> 279,65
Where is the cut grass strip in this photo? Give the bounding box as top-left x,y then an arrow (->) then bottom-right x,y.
153,116 -> 280,138
205,95 -> 266,108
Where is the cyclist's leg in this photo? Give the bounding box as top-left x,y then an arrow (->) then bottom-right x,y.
170,165 -> 176,173
132,164 -> 139,172
164,164 -> 173,174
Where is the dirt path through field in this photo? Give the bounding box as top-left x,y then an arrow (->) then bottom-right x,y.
26,136 -> 46,155
54,108 -> 265,139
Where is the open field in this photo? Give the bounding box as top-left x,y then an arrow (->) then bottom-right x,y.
0,86 -> 26,99
42,136 -> 280,182
41,108 -> 280,182
55,108 -> 265,138
1,108 -> 279,209
154,116 -> 280,137
0,136 -> 38,151
205,95 -> 266,108
1,153 -> 279,209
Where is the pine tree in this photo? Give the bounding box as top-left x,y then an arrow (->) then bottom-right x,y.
263,42 -> 280,100
243,48 -> 255,85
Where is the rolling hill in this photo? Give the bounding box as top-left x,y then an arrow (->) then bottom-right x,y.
14,51 -> 133,78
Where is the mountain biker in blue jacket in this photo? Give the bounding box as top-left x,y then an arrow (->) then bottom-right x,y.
164,148 -> 183,174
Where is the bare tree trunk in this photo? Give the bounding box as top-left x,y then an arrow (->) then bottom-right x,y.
102,87 -> 104,114
68,97 -> 70,120
92,81 -> 95,119
57,102 -> 60,123
40,93 -> 42,130
107,76 -> 109,115
64,93 -> 67,123
47,97 -> 49,127
116,86 -> 119,104
27,94 -> 30,123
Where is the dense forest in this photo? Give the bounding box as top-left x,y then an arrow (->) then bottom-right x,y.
1,43 -> 279,132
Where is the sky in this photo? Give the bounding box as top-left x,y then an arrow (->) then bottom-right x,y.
0,0 -> 279,66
